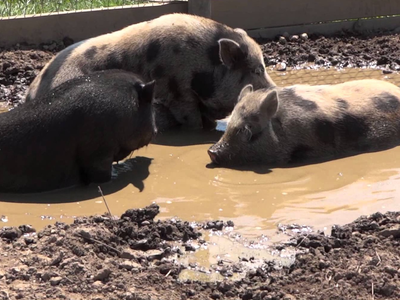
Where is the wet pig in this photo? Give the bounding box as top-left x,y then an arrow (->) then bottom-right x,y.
0,70 -> 156,193
25,13 -> 275,131
208,79 -> 400,166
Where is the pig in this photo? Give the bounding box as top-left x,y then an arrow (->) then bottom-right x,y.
0,69 -> 156,193
24,13 -> 275,131
208,79 -> 400,166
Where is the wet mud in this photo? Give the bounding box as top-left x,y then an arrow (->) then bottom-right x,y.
1,205 -> 400,299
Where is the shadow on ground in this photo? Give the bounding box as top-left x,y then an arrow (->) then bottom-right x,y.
152,127 -> 224,147
0,156 -> 153,204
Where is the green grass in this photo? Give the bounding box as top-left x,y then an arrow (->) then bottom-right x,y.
0,0 -> 157,17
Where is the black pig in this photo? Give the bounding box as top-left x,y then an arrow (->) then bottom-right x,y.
0,70 -> 156,193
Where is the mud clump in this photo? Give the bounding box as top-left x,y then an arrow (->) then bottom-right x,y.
1,204 -> 400,299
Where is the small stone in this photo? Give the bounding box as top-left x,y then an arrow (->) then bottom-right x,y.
119,261 -> 141,271
184,244 -> 196,252
47,42 -> 57,51
279,36 -> 287,45
276,62 -> 287,71
93,268 -> 111,281
24,236 -> 36,245
300,33 -> 308,40
383,69 -> 393,74
0,291 -> 9,299
379,226 -> 400,238
0,227 -> 22,241
92,281 -> 103,289
282,32 -> 290,39
50,276 -> 62,286
307,53 -> 316,62
289,35 -> 299,41
376,56 -> 390,66
42,271 -> 58,282
384,266 -> 398,276
120,249 -> 136,260
226,220 -> 234,227
18,225 -> 35,234
145,249 -> 164,261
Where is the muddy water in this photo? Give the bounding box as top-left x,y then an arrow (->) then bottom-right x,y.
1,68 -> 400,243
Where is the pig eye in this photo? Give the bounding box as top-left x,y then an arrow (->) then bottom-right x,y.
239,125 -> 252,141
253,65 -> 264,75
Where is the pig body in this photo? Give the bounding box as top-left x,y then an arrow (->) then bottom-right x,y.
25,13 -> 274,131
0,70 -> 156,193
208,79 -> 400,166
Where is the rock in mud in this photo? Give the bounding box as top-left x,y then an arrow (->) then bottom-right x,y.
0,227 -> 22,241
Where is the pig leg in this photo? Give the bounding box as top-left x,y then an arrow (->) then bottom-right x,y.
114,148 -> 133,162
79,154 -> 114,185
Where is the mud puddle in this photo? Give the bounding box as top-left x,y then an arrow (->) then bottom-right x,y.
1,67 -> 400,244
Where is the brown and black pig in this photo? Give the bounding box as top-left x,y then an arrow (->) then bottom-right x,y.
208,79 -> 400,166
25,13 -> 275,131
0,69 -> 156,193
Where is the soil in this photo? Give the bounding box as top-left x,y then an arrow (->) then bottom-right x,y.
1,204 -> 400,300
1,32 -> 400,106
1,32 -> 400,299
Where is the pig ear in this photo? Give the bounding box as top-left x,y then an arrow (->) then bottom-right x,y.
234,28 -> 248,36
218,38 -> 246,68
260,90 -> 279,118
138,80 -> 156,104
237,84 -> 253,103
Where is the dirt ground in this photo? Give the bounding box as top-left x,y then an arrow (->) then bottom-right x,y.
1,204 -> 400,300
1,31 -> 400,299
1,31 -> 400,105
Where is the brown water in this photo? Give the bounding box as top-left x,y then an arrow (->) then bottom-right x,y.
1,67 -> 400,242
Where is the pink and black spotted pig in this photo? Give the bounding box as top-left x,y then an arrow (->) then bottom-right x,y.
25,13 -> 275,131
208,79 -> 400,166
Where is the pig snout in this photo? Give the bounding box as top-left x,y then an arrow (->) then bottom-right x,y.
208,142 -> 227,165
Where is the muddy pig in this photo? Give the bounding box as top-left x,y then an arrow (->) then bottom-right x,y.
0,70 -> 156,193
25,13 -> 275,131
208,79 -> 400,166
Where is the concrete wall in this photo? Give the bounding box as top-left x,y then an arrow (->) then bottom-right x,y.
210,0 -> 400,30
0,3 -> 187,47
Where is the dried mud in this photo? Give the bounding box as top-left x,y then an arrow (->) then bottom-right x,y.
1,205 -> 400,299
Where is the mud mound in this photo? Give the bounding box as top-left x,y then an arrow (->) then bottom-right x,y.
0,204 -> 203,299
1,204 -> 400,299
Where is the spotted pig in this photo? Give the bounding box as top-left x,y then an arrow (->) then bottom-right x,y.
0,70 -> 156,193
208,79 -> 400,166
25,13 -> 275,131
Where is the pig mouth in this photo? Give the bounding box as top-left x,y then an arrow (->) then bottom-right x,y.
207,143 -> 265,168
207,144 -> 242,167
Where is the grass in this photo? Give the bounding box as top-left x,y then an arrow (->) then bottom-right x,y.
0,0 -> 163,17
